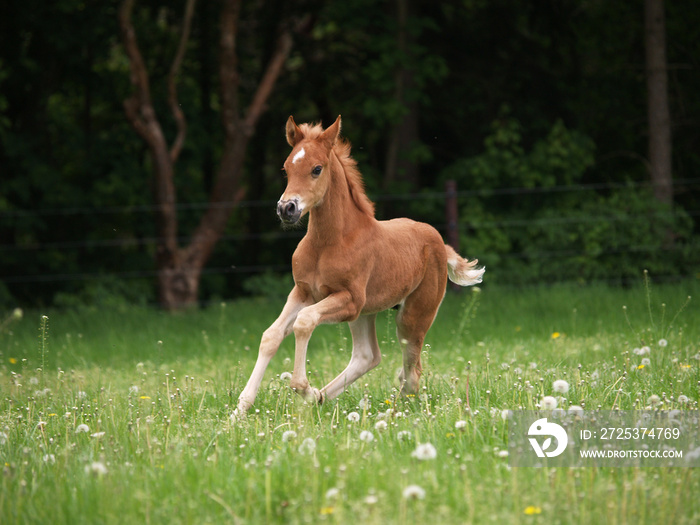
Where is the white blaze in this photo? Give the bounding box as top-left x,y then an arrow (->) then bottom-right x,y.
292,147 -> 306,164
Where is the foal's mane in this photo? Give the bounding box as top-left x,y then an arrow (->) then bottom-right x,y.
299,123 -> 376,218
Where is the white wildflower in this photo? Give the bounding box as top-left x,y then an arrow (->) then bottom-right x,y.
678,395 -> 689,404
85,461 -> 108,476
402,484 -> 426,500
281,430 -> 297,443
0,432 -> 8,445
358,397 -> 371,410
280,372 -> 292,381
298,437 -> 316,455
43,454 -> 56,464
359,430 -> 374,443
374,420 -> 388,432
455,420 -> 467,430
658,339 -> 668,347
397,430 -> 412,441
75,424 -> 90,434
647,394 -> 661,407
91,432 -> 105,439
641,358 -> 651,367
568,405 -> 584,416
552,380 -> 570,394
325,487 -> 340,500
347,411 -> 360,422
541,396 -> 558,410
411,442 -> 437,461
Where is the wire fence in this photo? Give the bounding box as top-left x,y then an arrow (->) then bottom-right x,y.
2,178 -> 699,288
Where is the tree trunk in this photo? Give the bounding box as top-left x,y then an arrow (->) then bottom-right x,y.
644,0 -> 673,206
119,0 -> 296,310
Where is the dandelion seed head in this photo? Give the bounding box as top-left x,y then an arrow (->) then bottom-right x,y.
347,411 -> 360,422
282,430 -> 297,443
397,430 -> 412,441
541,396 -> 558,410
280,372 -> 292,381
85,461 -> 108,476
647,394 -> 661,406
359,430 -> 374,443
552,379 -> 570,394
568,405 -> 584,416
75,424 -> 90,434
402,484 -> 426,500
455,420 -> 467,430
411,442 -> 437,461
374,420 -> 388,432
298,437 -> 316,455
658,339 -> 668,347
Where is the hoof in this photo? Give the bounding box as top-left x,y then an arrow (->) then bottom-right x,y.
301,387 -> 324,404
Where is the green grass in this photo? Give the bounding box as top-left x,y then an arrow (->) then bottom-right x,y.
1,279 -> 699,524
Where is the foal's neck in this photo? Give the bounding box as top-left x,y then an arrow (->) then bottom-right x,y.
307,151 -> 371,245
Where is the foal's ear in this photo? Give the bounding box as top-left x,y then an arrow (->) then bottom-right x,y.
319,115 -> 342,150
286,116 -> 304,147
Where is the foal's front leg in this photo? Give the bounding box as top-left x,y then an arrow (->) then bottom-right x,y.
236,286 -> 311,415
289,291 -> 359,403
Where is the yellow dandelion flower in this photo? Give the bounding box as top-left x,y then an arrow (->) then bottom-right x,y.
385,400 -> 392,405
9,358 -> 17,364
524,505 -> 542,515
637,365 -> 645,370
320,507 -> 335,515
139,396 -> 151,400
446,432 -> 455,438
551,332 -> 561,340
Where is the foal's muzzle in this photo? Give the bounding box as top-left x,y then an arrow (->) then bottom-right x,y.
277,198 -> 302,224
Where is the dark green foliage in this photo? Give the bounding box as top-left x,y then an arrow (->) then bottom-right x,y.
444,115 -> 698,284
0,0 -> 698,307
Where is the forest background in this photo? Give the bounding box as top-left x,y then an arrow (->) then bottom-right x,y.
1,0 -> 698,309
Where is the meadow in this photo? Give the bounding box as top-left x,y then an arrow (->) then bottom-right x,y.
1,277 -> 699,524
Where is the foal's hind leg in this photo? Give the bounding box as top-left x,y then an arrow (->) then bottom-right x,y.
319,314 -> 382,402
396,279 -> 446,395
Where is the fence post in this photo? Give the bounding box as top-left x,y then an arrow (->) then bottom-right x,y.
445,179 -> 460,291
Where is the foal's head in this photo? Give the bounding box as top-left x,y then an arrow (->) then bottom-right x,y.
277,116 -> 342,225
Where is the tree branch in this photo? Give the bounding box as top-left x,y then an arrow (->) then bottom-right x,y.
118,0 -> 158,144
168,0 -> 198,163
119,0 -> 178,255
243,30 -> 293,132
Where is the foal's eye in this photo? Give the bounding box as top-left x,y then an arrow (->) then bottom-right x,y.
281,167 -> 287,176
311,165 -> 322,177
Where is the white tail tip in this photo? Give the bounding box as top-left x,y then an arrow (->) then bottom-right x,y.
446,246 -> 484,286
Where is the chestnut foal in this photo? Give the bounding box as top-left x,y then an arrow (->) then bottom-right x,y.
236,116 -> 484,415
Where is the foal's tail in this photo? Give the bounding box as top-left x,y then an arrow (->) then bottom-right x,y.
445,245 -> 485,286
